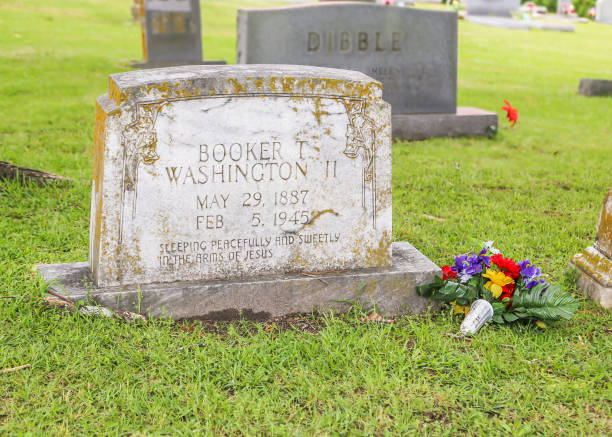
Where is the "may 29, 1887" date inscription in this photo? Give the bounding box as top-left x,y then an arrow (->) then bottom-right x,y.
161,140 -> 341,233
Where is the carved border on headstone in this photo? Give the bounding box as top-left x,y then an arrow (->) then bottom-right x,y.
119,103 -> 164,243
341,98 -> 377,229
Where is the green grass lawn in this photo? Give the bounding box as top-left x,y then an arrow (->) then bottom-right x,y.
1,0 -> 611,434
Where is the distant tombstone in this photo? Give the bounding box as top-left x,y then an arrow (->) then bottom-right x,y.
133,0 -> 224,68
571,185 -> 612,309
578,79 -> 612,96
131,0 -> 141,21
466,0 -> 521,17
596,0 -> 612,24
557,0 -> 573,14
237,4 -> 457,115
37,65 -> 439,319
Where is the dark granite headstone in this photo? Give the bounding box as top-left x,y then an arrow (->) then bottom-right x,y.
579,79 -> 612,97
134,0 -> 225,68
237,3 -> 457,115
143,0 -> 202,64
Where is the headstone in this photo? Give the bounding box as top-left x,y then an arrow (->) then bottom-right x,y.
131,0 -> 141,21
466,14 -> 576,31
466,0 -> 520,17
132,0 -> 225,68
579,79 -> 612,96
237,3 -> 498,141
237,4 -> 458,115
571,185 -> 612,309
596,0 -> 612,24
557,0 -> 573,14
37,65 -> 439,320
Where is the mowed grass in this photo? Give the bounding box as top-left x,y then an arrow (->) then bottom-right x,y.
1,0 -> 611,434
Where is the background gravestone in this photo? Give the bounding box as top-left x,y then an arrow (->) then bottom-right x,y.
237,3 -> 497,141
37,65 -> 439,319
238,3 -> 457,115
557,0 -> 573,14
466,0 -> 574,31
133,0 -> 225,68
571,184 -> 612,309
466,0 -> 521,17
596,0 -> 612,24
578,79 -> 612,96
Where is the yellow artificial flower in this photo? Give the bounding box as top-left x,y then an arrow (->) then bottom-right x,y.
451,301 -> 470,317
482,269 -> 514,298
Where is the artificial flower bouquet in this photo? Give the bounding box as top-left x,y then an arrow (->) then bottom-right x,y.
417,242 -> 579,328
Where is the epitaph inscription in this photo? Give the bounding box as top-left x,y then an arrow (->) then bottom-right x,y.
237,4 -> 457,115
91,66 -> 392,287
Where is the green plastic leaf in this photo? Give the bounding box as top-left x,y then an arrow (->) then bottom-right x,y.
492,314 -> 504,324
491,302 -> 506,315
511,284 -> 579,321
456,298 -> 470,307
430,282 -> 478,303
481,287 -> 493,302
416,276 -> 445,297
502,312 -> 519,322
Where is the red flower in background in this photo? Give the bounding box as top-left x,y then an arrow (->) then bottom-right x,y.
442,265 -> 457,281
502,100 -> 518,127
491,254 -> 521,279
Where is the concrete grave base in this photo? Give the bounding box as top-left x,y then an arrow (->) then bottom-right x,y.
579,79 -> 612,97
130,60 -> 227,69
392,107 -> 498,141
37,242 -> 440,320
465,15 -> 575,32
570,247 -> 612,310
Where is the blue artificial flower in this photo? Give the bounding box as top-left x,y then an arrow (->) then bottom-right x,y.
477,247 -> 491,268
453,252 -> 489,283
521,264 -> 541,279
452,254 -> 468,273
526,279 -> 548,290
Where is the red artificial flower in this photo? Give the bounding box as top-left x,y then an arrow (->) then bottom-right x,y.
442,265 -> 457,281
491,254 -> 521,279
502,100 -> 518,128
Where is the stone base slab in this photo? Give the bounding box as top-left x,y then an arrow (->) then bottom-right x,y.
37,242 -> 440,320
130,60 -> 227,69
570,246 -> 612,309
392,107 -> 498,141
579,79 -> 612,97
570,262 -> 612,310
466,15 -> 575,32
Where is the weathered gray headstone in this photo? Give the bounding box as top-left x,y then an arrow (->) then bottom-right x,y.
237,4 -> 458,115
37,65 -> 439,319
237,3 -> 498,141
596,0 -> 612,24
466,0 -> 520,17
579,79 -> 612,96
133,0 -> 225,68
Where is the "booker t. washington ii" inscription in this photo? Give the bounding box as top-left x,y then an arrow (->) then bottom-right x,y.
91,65 -> 391,287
